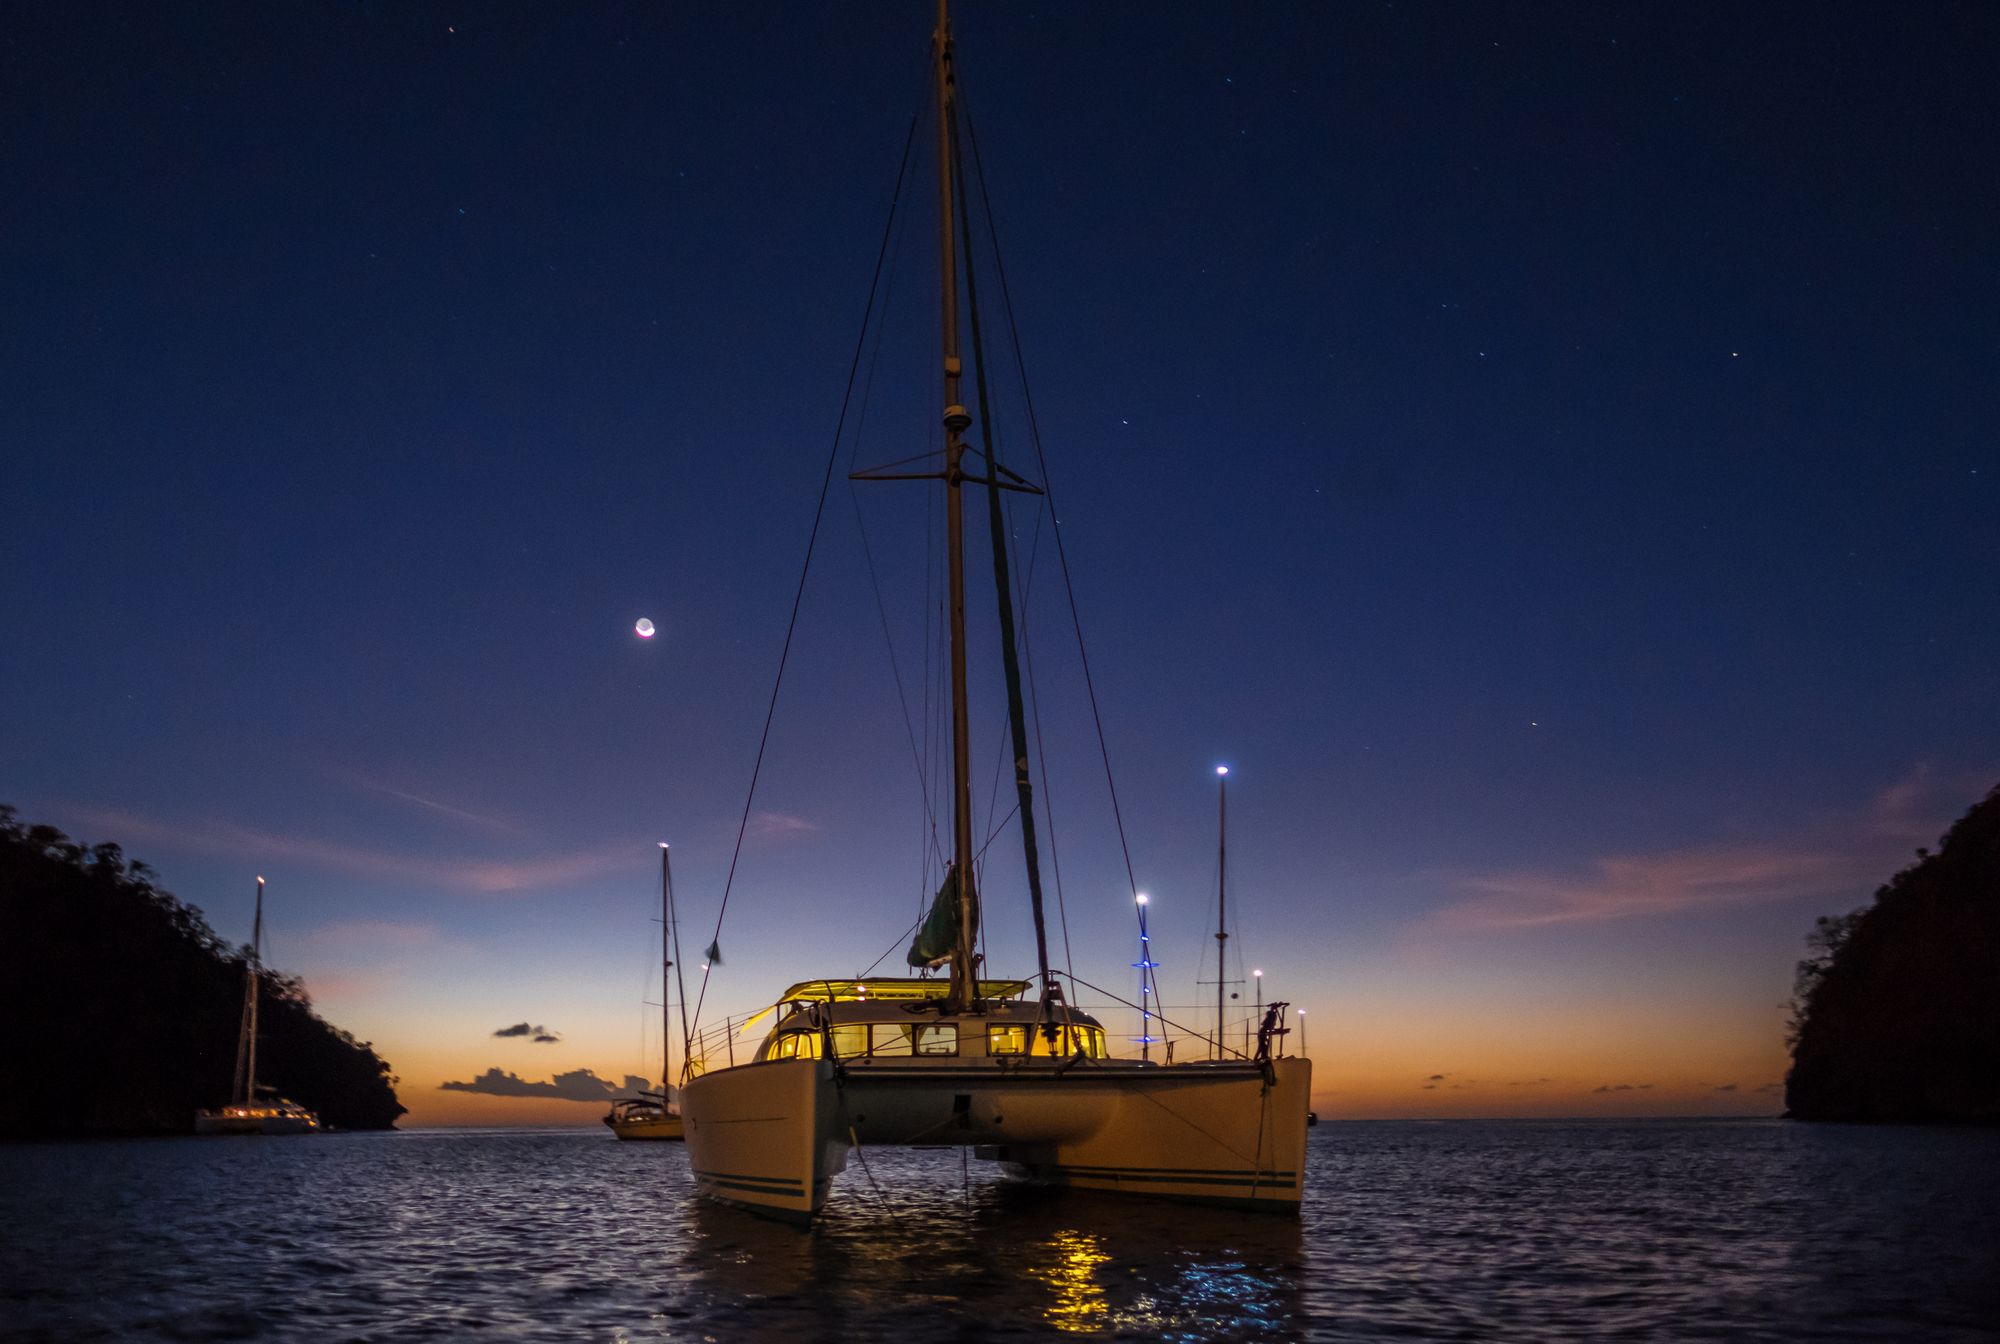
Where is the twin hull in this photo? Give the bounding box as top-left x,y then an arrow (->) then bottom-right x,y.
680,1055 -> 1311,1220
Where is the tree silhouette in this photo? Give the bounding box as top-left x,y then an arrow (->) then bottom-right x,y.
0,806 -> 406,1136
1785,784 -> 2000,1122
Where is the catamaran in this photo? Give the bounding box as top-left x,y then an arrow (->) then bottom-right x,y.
195,877 -> 321,1136
674,0 -> 1310,1221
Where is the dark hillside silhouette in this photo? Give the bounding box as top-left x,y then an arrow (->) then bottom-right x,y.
0,807 -> 405,1136
1786,784 -> 2000,1123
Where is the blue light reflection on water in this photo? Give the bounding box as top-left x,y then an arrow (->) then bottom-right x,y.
2,1119 -> 1997,1341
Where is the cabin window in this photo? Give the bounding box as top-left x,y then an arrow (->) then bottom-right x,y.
1082,1027 -> 1108,1058
988,1025 -> 1028,1056
769,1031 -> 822,1060
831,1024 -> 869,1058
913,1022 -> 959,1056
870,1024 -> 914,1056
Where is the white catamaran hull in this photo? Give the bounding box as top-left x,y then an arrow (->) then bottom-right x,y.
680,1058 -> 851,1221
681,1055 -> 1310,1220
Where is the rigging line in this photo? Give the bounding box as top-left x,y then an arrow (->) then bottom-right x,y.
1063,971 -> 1252,1062
976,800 -> 1021,860
688,99 -> 925,1040
858,912 -> 928,980
853,446 -> 947,474
963,99 -> 1142,903
955,106 -> 1054,992
843,79 -> 946,876
668,859 -> 693,1087
849,471 -> 946,867
1014,503 -> 1075,980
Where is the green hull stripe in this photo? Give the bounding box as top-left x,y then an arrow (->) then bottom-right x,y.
1037,1164 -> 1297,1190
704,1177 -> 808,1200
694,1169 -> 806,1196
1053,1163 -> 1294,1177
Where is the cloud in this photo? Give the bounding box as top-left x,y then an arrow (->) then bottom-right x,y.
58,805 -> 638,896
1505,1078 -> 1554,1087
1436,846 -> 1857,932
493,1022 -> 562,1043
1863,764 -> 1992,845
1427,1073 -> 1446,1082
294,920 -> 444,950
1592,1083 -> 1648,1093
1713,1083 -> 1738,1093
438,1068 -> 651,1101
748,811 -> 819,841
1431,768 -> 1993,935
337,771 -> 525,837
1753,1082 -> 1782,1094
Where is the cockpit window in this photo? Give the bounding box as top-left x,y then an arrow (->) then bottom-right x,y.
913,1022 -> 958,1056
870,1024 -> 914,1056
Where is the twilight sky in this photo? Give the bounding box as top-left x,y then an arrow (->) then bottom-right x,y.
4,3 -> 1993,1125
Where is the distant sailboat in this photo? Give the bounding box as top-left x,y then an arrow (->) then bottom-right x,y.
195,877 -> 320,1135
605,844 -> 687,1140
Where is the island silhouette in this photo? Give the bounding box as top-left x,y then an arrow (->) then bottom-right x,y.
0,807 -> 405,1137
1787,783 -> 2000,1123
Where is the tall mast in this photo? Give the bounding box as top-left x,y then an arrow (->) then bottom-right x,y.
234,875 -> 264,1106
1215,768 -> 1229,1057
668,844 -> 684,1096
666,843 -> 692,1093
934,0 -> 978,1015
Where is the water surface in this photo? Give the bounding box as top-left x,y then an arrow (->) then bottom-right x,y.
3,1119 -> 1995,1341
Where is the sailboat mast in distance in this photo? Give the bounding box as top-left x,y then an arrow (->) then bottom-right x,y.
668,844 -> 684,1096
198,875 -> 319,1134
1216,768 -> 1229,1058
231,875 -> 266,1105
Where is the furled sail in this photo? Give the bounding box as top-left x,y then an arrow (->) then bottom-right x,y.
906,866 -> 962,968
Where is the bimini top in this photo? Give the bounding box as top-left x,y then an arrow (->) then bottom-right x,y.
777,977 -> 1031,1004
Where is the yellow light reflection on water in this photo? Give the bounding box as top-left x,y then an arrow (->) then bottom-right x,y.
1031,1229 -> 1111,1334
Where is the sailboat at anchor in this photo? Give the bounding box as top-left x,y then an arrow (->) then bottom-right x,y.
195,876 -> 320,1136
675,0 -> 1311,1221
604,843 -> 688,1140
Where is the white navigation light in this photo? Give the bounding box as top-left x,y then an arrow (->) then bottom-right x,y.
1216,765 -> 1229,776
1135,893 -> 1149,906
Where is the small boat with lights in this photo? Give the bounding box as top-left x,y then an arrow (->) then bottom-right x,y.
195,877 -> 321,1136
674,0 -> 1310,1222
